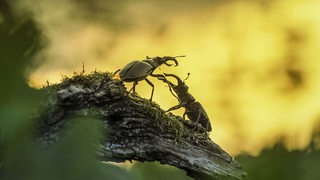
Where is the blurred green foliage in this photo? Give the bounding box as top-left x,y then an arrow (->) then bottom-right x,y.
130,162 -> 192,180
237,143 -> 320,180
0,1 -> 128,179
0,2 -> 193,180
2,1 -> 320,180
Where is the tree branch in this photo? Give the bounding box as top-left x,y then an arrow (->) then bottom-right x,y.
37,72 -> 247,180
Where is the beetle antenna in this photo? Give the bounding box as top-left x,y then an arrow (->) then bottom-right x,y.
174,55 -> 186,58
113,69 -> 120,75
183,73 -> 190,82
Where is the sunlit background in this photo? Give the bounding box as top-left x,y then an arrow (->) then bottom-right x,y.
17,0 -> 320,155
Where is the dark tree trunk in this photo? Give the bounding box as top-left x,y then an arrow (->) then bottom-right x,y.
37,72 -> 247,180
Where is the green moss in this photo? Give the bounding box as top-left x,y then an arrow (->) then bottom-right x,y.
127,93 -> 184,139
42,70 -> 185,139
58,70 -> 112,88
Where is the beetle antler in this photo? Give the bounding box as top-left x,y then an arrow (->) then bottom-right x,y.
163,56 -> 185,67
162,73 -> 184,86
152,74 -> 179,100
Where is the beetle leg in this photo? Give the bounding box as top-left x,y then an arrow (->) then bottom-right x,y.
113,69 -> 120,75
144,78 -> 154,102
125,81 -> 138,98
190,110 -> 203,132
132,81 -> 138,93
126,81 -> 138,94
201,122 -> 210,135
195,109 -> 202,124
196,110 -> 211,133
167,104 -> 183,112
183,111 -> 187,120
196,110 -> 201,122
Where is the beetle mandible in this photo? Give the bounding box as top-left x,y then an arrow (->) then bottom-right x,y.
114,56 -> 185,101
156,73 -> 212,132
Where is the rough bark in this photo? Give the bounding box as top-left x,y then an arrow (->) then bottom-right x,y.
37,71 -> 247,180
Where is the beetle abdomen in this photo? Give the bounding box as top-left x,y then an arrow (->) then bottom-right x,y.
186,102 -> 212,131
119,61 -> 154,82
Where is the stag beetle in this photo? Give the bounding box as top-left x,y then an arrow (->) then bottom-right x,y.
114,56 -> 185,101
155,73 -> 212,132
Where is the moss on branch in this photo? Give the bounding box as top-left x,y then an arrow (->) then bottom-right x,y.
37,71 -> 247,180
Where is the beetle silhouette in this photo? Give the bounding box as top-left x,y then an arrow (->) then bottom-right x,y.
114,56 -> 185,101
156,73 -> 212,132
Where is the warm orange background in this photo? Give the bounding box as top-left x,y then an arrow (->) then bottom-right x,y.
27,0 -> 320,155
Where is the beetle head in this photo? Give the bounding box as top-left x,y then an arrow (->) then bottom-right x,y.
163,73 -> 196,103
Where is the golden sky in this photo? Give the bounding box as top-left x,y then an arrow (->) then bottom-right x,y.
24,0 -> 320,155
